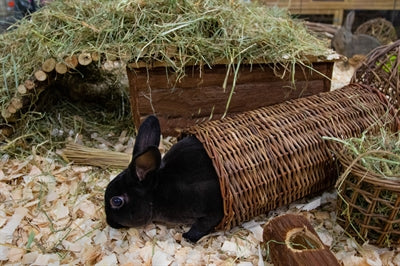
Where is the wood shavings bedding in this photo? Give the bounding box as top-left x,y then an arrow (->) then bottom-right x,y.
0,149 -> 399,265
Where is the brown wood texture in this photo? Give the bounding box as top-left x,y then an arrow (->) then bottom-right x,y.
24,80 -> 35,90
128,62 -> 333,136
64,55 -> 79,68
55,62 -> 68,74
263,214 -> 341,266
260,0 -> 400,25
34,70 -> 47,82
42,58 -> 56,73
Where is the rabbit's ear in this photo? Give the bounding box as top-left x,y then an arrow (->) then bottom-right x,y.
344,11 -> 355,31
130,115 -> 161,181
133,115 -> 161,156
134,146 -> 161,181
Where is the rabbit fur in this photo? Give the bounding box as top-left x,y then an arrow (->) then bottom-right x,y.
104,115 -> 223,242
331,11 -> 380,58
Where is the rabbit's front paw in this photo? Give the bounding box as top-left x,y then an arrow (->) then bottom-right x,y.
182,228 -> 207,243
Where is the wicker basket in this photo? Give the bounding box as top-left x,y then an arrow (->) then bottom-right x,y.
336,151 -> 400,247
182,83 -> 397,230
355,18 -> 398,45
352,39 -> 400,114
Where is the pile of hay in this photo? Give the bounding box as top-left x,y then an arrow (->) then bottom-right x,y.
0,0 -> 330,123
333,129 -> 400,180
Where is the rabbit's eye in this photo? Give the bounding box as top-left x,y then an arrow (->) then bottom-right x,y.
110,196 -> 124,208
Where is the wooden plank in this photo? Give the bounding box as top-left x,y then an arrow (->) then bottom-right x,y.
261,0 -> 399,10
136,79 -> 328,116
260,0 -> 399,25
128,61 -> 333,136
129,62 -> 331,90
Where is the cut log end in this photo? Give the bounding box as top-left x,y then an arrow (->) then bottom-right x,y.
91,52 -> 100,62
0,126 -> 14,138
42,58 -> 57,72
55,62 -> 68,74
1,108 -> 12,119
78,53 -> 92,66
17,84 -> 27,95
11,97 -> 23,109
24,80 -> 35,90
7,104 -> 17,114
64,55 -> 79,68
34,70 -> 47,81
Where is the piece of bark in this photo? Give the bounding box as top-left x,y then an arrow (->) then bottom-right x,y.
65,55 -> 79,68
24,80 -> 35,90
42,58 -> 56,72
17,84 -> 27,94
55,62 -> 68,74
78,53 -> 92,66
263,214 -> 340,266
34,70 -> 47,81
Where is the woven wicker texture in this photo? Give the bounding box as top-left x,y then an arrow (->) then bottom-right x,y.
355,18 -> 398,45
337,152 -> 400,247
352,39 -> 400,114
182,83 -> 396,230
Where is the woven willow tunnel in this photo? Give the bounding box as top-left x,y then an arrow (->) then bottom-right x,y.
182,83 -> 398,230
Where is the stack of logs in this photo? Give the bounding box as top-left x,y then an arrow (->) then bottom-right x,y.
0,52 -> 109,123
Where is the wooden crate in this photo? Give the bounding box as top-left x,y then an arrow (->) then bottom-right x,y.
127,60 -> 334,136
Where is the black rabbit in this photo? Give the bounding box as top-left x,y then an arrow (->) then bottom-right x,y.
104,115 -> 223,242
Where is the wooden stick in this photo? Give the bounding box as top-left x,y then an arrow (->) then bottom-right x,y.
55,62 -> 68,74
78,52 -> 92,66
263,214 -> 340,266
42,58 -> 56,72
34,70 -> 47,81
65,55 -> 79,68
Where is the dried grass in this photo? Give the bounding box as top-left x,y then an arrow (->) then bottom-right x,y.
62,143 -> 131,169
326,128 -> 400,181
0,92 -> 134,158
0,0 -> 330,117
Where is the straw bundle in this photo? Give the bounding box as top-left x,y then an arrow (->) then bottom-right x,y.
63,143 -> 131,169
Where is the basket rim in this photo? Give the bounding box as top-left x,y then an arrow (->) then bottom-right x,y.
338,152 -> 400,189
